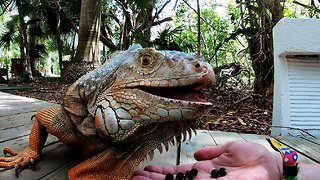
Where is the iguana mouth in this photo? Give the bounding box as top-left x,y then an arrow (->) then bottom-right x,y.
137,84 -> 211,104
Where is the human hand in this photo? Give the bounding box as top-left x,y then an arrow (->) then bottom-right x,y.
132,140 -> 282,180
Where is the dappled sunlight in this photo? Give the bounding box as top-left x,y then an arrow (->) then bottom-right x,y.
0,92 -> 42,102
0,92 -> 59,117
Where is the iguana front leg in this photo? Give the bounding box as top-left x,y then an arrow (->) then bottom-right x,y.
0,107 -> 81,174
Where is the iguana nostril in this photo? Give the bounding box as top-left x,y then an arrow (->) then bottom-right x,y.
192,60 -> 204,72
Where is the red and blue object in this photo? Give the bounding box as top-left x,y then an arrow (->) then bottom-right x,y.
266,137 -> 298,179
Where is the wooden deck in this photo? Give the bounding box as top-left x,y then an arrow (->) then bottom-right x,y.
0,92 -> 319,179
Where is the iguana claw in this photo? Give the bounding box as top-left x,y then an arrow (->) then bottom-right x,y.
15,166 -> 21,178
0,147 -> 39,172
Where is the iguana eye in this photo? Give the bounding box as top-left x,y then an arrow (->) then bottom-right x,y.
134,50 -> 162,74
140,54 -> 153,67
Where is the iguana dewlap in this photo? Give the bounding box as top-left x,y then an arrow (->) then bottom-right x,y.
0,45 -> 215,180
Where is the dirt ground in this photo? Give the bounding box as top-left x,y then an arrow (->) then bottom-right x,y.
1,77 -> 273,135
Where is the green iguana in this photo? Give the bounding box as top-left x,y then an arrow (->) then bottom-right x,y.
0,45 -> 215,179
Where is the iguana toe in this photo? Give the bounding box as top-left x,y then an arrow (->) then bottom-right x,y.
0,156 -> 23,169
0,147 -> 39,171
3,147 -> 19,156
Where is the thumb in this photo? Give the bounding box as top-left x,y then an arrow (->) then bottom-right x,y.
194,145 -> 226,161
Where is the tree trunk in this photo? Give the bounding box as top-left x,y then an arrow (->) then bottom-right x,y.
17,0 -> 32,81
74,0 -> 102,65
53,0 -> 64,76
246,0 -> 283,95
61,0 -> 102,82
29,13 -> 42,77
56,12 -> 63,76
196,0 -> 201,57
29,30 -> 39,76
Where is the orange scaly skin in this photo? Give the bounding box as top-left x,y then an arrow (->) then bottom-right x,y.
0,45 -> 215,179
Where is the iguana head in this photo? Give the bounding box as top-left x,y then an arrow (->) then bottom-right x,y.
64,45 -> 215,143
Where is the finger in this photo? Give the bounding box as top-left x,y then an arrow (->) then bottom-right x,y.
131,175 -> 152,180
143,165 -> 177,174
193,160 -> 216,173
194,145 -> 226,161
194,140 -> 250,161
143,163 -> 195,174
143,165 -> 166,173
133,170 -> 165,180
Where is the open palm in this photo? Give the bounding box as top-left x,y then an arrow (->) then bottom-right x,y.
132,141 -> 282,180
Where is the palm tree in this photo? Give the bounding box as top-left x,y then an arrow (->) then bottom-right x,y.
73,0 -> 102,65
0,0 -> 79,78
59,0 -> 102,82
0,0 -> 175,81
0,0 -> 33,80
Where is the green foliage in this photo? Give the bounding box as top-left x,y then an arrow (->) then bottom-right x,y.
0,13 -> 20,69
0,0 -> 319,81
172,2 -> 241,67
28,23 -> 47,38
60,0 -> 81,20
150,26 -> 183,50
30,44 -> 47,60
127,0 -> 150,12
0,27 -> 14,49
0,15 -> 19,49
308,6 -> 320,18
283,0 -> 320,18
50,52 -> 60,75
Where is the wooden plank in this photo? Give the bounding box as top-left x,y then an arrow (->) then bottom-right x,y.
0,92 -> 59,117
238,133 -> 273,151
0,135 -> 30,151
0,94 -> 60,143
0,123 -> 33,143
179,130 -> 216,164
40,159 -> 80,180
0,92 -> 39,103
0,124 -> 33,143
301,136 -> 320,145
0,112 -> 36,130
209,131 -> 245,145
240,133 -> 316,164
0,103 -> 58,117
0,135 -> 74,180
0,134 -> 59,151
276,136 -> 320,163
0,142 -> 78,180
0,92 -> 27,100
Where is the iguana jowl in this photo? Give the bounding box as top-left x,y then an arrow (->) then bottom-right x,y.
0,45 -> 215,179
